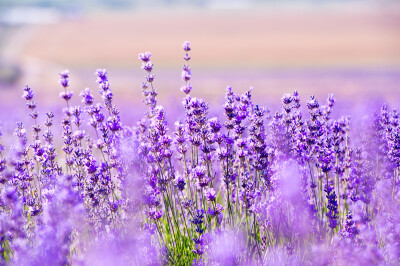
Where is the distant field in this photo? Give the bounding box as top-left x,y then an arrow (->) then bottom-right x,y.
0,5 -> 399,117
20,7 -> 400,68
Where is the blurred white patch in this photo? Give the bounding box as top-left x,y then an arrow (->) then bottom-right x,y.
207,0 -> 250,10
1,7 -> 62,26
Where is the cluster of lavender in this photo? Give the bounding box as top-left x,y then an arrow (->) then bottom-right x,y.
0,42 -> 399,265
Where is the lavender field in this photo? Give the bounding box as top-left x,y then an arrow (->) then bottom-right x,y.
1,1 -> 400,265
0,40 -> 399,265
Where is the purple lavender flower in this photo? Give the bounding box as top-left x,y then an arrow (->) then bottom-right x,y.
190,208 -> 205,234
325,184 -> 339,229
183,41 -> 191,51
192,165 -> 206,179
307,95 -> 319,110
138,51 -> 151,62
59,70 -> 70,87
181,70 -> 191,81
175,175 -> 186,191
95,69 -> 108,83
80,88 -> 94,105
205,187 -> 216,202
142,61 -> 153,72
180,84 -> 192,94
22,85 -> 34,100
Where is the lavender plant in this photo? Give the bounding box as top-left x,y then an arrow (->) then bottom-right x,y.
0,42 -> 399,265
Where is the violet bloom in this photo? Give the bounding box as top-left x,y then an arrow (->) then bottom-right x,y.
282,93 -> 293,105
341,212 -> 359,243
209,117 -> 222,133
325,184 -> 339,229
142,61 -> 153,72
180,84 -> 192,94
182,41 -> 191,61
175,175 -> 186,191
22,85 -> 34,101
59,70 -> 70,88
183,41 -> 191,51
138,51 -> 151,62
190,208 -> 205,234
192,165 -> 206,179
80,88 -> 94,105
146,75 -> 155,83
207,204 -> 223,217
147,207 -> 163,221
181,70 -> 191,82
59,90 -> 73,101
307,95 -> 319,110
95,69 -> 108,84
181,40 -> 192,99
205,187 -> 216,202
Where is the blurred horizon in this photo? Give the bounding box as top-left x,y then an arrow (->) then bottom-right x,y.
0,0 -> 399,123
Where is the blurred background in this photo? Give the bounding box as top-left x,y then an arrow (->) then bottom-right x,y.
0,0 -> 399,126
